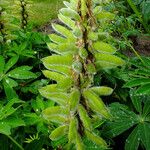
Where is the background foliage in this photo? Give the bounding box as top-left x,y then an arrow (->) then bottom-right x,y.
0,0 -> 150,150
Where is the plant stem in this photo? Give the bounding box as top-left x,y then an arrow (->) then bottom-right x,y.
6,135 -> 24,150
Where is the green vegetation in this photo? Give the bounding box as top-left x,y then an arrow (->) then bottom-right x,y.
0,0 -> 150,150
30,0 -> 65,26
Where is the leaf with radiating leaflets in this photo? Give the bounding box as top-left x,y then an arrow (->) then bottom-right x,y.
139,123 -> 150,150
125,125 -> 140,150
124,78 -> 150,88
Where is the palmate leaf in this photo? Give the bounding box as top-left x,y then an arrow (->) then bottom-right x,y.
136,83 -> 150,95
125,125 -> 140,150
95,53 -> 125,70
130,90 -> 142,113
104,103 -> 139,137
139,123 -> 150,150
123,78 -> 150,88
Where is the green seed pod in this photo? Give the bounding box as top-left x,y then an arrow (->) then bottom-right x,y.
79,48 -> 88,59
50,125 -> 68,141
73,27 -> 83,38
87,63 -> 96,74
88,31 -> 98,41
72,61 -> 83,74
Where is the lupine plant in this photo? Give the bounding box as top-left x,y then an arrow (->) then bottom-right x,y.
40,0 -> 125,149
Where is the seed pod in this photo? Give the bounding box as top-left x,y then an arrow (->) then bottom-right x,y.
72,61 -> 83,74
50,125 -> 68,141
79,48 -> 88,59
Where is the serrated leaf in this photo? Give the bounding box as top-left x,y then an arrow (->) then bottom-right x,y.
50,125 -> 68,141
93,42 -> 116,54
7,66 -> 37,79
4,55 -> 19,73
143,100 -> 150,117
125,125 -> 140,150
124,78 -> 150,88
95,53 -> 125,70
83,90 -> 110,118
90,86 -> 113,96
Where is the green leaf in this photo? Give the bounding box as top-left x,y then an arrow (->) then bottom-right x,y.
143,100 -> 150,117
105,103 -> 139,137
0,122 -> 11,135
130,90 -> 142,113
90,86 -> 113,96
0,55 -> 5,73
50,125 -> 68,141
4,77 -> 18,87
93,42 -> 116,54
3,80 -> 18,100
139,123 -> 150,150
136,83 -> 150,95
4,55 -> 19,73
124,78 -> 150,88
96,11 -> 115,20
7,66 -> 37,79
125,125 -> 140,150
95,53 -> 125,70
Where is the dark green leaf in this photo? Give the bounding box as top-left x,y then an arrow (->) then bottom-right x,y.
125,125 -> 140,150
4,55 -> 19,73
